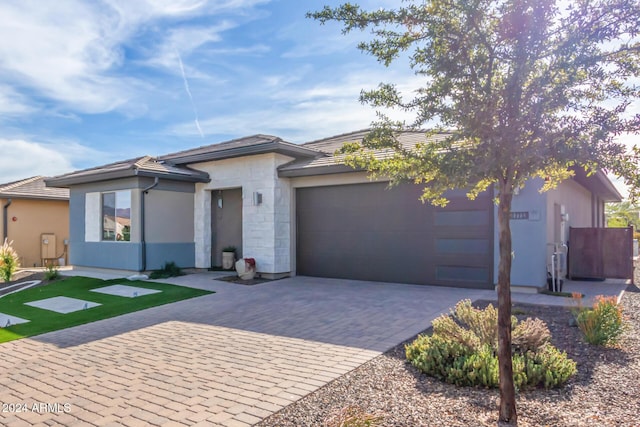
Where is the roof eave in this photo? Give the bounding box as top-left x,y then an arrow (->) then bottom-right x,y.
46,168 -> 210,188
0,193 -> 69,201
167,142 -> 321,165
45,170 -> 138,188
133,169 -> 210,183
593,170 -> 623,202
572,168 -> 623,202
278,164 -> 360,178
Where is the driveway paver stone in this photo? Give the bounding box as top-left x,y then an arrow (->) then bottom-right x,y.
0,273 -> 626,426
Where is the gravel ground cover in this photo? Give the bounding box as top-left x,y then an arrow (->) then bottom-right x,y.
259,280 -> 640,426
0,271 -> 48,296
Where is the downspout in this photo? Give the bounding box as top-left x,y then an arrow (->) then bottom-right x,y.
2,199 -> 11,242
140,177 -> 159,272
591,193 -> 596,227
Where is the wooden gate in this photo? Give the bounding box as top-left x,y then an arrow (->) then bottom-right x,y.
568,227 -> 633,281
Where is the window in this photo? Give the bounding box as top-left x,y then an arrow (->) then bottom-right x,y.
102,191 -> 131,241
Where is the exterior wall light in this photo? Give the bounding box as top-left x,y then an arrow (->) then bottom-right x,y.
252,192 -> 263,206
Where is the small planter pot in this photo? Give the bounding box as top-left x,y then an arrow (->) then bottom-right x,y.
222,251 -> 236,270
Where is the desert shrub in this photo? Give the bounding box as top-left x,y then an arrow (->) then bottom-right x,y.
575,295 -> 626,346
0,238 -> 20,282
521,345 -> 577,388
149,261 -> 183,279
406,299 -> 576,390
323,405 -> 384,427
447,343 -> 499,387
44,263 -> 60,281
406,334 -> 472,381
512,317 -> 551,352
452,300 -> 500,348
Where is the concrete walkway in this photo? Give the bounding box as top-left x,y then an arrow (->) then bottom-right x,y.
0,274 -> 627,426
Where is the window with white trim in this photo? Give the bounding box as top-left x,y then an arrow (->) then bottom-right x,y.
102,191 -> 131,241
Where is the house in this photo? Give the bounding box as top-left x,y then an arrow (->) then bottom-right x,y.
45,130 -> 622,289
0,176 -> 70,268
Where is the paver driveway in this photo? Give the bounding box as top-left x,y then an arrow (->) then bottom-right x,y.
0,274 -> 493,426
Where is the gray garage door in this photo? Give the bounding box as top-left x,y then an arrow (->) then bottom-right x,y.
296,182 -> 494,289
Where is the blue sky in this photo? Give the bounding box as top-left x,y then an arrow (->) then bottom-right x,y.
0,0 -> 417,183
0,0 -> 636,196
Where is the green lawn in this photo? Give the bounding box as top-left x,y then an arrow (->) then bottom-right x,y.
0,276 -> 212,343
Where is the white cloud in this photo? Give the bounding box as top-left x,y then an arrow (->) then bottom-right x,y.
143,23 -> 237,73
171,98 -> 376,142
0,139 -> 79,183
0,0 -> 271,115
0,1 -> 136,113
167,62 -> 423,142
0,85 -> 35,116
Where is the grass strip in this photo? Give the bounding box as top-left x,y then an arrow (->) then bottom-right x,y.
0,276 -> 212,343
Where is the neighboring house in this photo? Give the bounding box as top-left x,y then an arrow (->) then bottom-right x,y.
0,176 -> 70,268
46,131 -> 621,289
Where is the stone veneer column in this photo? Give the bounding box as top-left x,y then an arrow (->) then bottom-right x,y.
194,187 -> 211,268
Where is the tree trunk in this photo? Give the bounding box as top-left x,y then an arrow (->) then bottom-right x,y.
497,185 -> 517,425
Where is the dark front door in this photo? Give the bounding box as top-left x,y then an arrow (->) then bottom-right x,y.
295,182 -> 494,289
211,188 -> 243,267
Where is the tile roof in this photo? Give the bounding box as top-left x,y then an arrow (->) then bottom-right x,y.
284,130 -> 622,202
46,135 -> 323,187
45,156 -> 210,187
0,176 -> 69,200
161,134 -> 280,160
159,134 -> 321,165
278,129 -> 451,177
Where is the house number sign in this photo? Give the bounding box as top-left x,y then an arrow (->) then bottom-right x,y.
510,211 -> 529,220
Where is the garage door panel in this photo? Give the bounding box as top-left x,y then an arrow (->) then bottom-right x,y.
436,265 -> 491,284
435,238 -> 491,254
434,209 -> 491,227
296,182 -> 493,288
432,227 -> 492,239
434,253 -> 491,267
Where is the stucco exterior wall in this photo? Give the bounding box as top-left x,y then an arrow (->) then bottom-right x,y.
145,190 -> 195,244
546,178 -> 594,244
192,153 -> 294,273
493,178 -> 548,288
0,197 -> 69,268
69,178 -> 196,271
493,177 -> 599,289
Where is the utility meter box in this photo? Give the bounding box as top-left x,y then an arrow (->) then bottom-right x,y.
41,233 -> 57,260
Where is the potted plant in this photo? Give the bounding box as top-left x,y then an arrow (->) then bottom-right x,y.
235,257 -> 256,280
221,246 -> 236,270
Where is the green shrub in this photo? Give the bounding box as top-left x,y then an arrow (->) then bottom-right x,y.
0,238 -> 20,282
575,295 -> 627,346
523,345 -> 577,388
407,334 -> 472,381
448,343 -> 499,387
149,261 -> 184,279
44,263 -> 60,281
406,299 -> 576,390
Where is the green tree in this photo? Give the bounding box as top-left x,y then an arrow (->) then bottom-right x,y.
606,200 -> 640,228
309,0 -> 640,424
